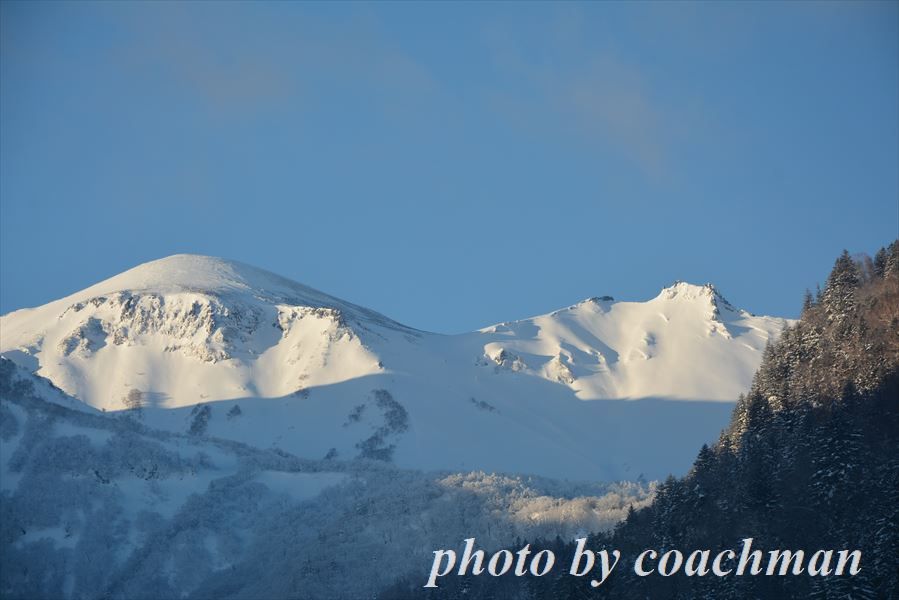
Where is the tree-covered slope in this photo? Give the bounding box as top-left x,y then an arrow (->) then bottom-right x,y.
603,244 -> 899,599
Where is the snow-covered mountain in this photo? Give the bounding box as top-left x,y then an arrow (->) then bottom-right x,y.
0,254 -> 791,480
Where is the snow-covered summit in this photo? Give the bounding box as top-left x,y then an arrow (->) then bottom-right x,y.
81,254 -> 299,295
65,254 -> 375,310
656,280 -> 738,310
472,277 -> 786,402
0,254 -> 420,408
23,254 -> 413,335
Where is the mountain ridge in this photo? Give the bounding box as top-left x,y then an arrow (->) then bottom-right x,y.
0,254 -> 792,480
2,254 -> 767,332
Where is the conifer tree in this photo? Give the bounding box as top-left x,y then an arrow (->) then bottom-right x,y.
822,250 -> 860,320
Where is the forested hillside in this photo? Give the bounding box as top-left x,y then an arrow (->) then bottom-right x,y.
381,241 -> 899,599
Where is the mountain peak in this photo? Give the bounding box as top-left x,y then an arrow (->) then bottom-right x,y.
659,280 -> 714,297
82,254 -> 310,299
65,254 -> 407,327
0,255 -> 418,358
657,281 -> 734,307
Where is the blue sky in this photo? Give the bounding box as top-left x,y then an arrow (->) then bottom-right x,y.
1,1 -> 897,333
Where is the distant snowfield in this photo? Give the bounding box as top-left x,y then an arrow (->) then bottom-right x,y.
0,254 -> 792,481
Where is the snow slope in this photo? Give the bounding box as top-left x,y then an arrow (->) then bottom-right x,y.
0,254 -> 791,481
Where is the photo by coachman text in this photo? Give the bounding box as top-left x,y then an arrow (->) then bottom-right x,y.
424,538 -> 862,589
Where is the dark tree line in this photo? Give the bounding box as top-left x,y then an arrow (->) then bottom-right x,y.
380,241 -> 899,600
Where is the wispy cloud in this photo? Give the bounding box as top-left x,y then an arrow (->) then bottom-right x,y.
101,3 -> 441,122
480,12 -> 691,179
556,55 -> 667,176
